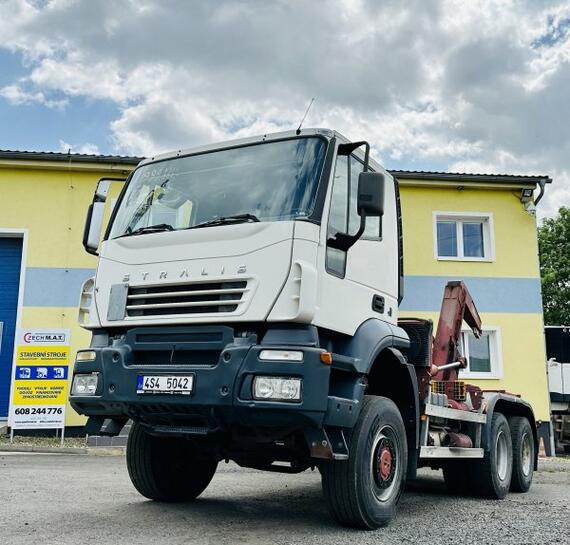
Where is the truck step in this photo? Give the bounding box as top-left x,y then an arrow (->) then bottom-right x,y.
153,424 -> 210,435
424,403 -> 487,424
419,446 -> 484,459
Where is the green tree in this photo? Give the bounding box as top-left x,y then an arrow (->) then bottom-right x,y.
538,206 -> 570,325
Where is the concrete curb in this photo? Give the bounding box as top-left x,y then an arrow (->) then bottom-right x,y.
0,445 -> 125,456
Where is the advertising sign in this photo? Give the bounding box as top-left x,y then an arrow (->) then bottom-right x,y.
8,329 -> 70,430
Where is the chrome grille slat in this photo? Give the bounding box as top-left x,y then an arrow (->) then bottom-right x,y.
127,288 -> 247,300
126,299 -> 244,310
125,280 -> 248,317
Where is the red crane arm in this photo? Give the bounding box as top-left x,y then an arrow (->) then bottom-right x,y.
432,281 -> 483,381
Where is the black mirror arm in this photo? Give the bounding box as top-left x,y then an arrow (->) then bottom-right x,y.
337,141 -> 371,171
327,214 -> 366,252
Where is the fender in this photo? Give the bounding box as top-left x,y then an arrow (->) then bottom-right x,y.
383,347 -> 421,449
331,318 -> 410,374
324,319 -> 419,476
482,392 -> 539,470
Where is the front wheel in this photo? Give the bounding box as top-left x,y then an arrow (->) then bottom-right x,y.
126,422 -> 218,502
321,395 -> 408,529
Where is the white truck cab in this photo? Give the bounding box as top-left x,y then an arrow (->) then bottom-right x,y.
82,128 -> 401,335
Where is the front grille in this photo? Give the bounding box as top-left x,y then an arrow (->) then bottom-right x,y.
126,280 -> 248,317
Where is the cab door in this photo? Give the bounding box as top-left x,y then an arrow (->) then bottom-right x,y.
315,151 -> 399,334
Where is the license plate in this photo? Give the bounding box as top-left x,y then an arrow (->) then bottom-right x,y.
137,375 -> 194,395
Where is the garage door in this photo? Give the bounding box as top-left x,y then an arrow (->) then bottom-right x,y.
0,237 -> 23,418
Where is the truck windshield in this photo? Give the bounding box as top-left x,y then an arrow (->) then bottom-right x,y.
108,137 -> 328,238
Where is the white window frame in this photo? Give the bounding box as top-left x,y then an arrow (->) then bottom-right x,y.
459,326 -> 503,380
433,211 -> 495,262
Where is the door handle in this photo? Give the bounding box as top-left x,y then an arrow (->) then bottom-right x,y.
372,295 -> 385,314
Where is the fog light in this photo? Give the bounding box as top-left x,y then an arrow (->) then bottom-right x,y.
259,350 -> 303,362
253,376 -> 302,401
76,350 -> 97,362
71,374 -> 99,396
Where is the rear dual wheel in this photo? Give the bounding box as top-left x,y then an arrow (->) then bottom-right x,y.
471,412 -> 513,498
442,414 -> 535,498
321,396 -> 408,529
508,416 -> 535,492
443,413 -> 514,499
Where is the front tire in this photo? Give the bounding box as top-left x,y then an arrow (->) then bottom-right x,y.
472,412 -> 513,499
508,416 -> 534,492
321,395 -> 408,529
126,422 -> 218,502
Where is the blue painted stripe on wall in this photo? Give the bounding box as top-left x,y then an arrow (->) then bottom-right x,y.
21,267 -> 543,314
23,267 -> 96,307
400,276 -> 543,314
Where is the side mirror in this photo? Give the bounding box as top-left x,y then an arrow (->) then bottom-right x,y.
82,178 -> 123,255
82,202 -> 106,255
95,179 -> 111,201
357,172 -> 385,217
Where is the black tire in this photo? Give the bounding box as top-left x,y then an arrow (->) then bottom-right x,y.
508,416 -> 534,493
442,460 -> 472,495
471,412 -> 512,499
321,395 -> 408,529
126,422 -> 218,502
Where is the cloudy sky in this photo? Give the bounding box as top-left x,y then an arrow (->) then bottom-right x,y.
0,0 -> 569,218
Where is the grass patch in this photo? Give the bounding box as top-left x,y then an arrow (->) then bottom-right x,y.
0,434 -> 87,449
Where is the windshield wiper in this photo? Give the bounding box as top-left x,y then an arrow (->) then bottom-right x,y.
188,213 -> 260,230
117,223 -> 175,238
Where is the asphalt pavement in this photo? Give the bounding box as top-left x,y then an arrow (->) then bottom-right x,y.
1,453 -> 568,545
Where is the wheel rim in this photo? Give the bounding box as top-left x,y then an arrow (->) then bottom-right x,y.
370,424 -> 400,502
521,431 -> 532,477
496,430 -> 509,481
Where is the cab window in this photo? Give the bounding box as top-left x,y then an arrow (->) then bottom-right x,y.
326,153 -> 382,276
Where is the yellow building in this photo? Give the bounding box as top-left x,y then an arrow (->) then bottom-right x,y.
0,150 -> 553,449
0,150 -> 136,428
395,171 -> 552,450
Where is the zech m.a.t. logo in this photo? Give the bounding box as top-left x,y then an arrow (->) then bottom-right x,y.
23,332 -> 66,344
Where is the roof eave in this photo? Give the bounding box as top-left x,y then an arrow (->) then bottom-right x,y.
391,171 -> 552,187
0,150 -> 141,166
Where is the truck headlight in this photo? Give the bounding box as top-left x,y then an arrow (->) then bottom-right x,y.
78,277 -> 95,327
253,376 -> 302,402
259,350 -> 303,362
71,373 -> 99,396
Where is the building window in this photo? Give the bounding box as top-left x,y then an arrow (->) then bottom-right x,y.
459,328 -> 502,379
433,212 -> 494,261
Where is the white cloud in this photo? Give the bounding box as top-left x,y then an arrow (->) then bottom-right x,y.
0,83 -> 67,108
0,0 -> 569,218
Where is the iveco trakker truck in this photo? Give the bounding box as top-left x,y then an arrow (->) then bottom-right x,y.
70,129 -> 538,529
